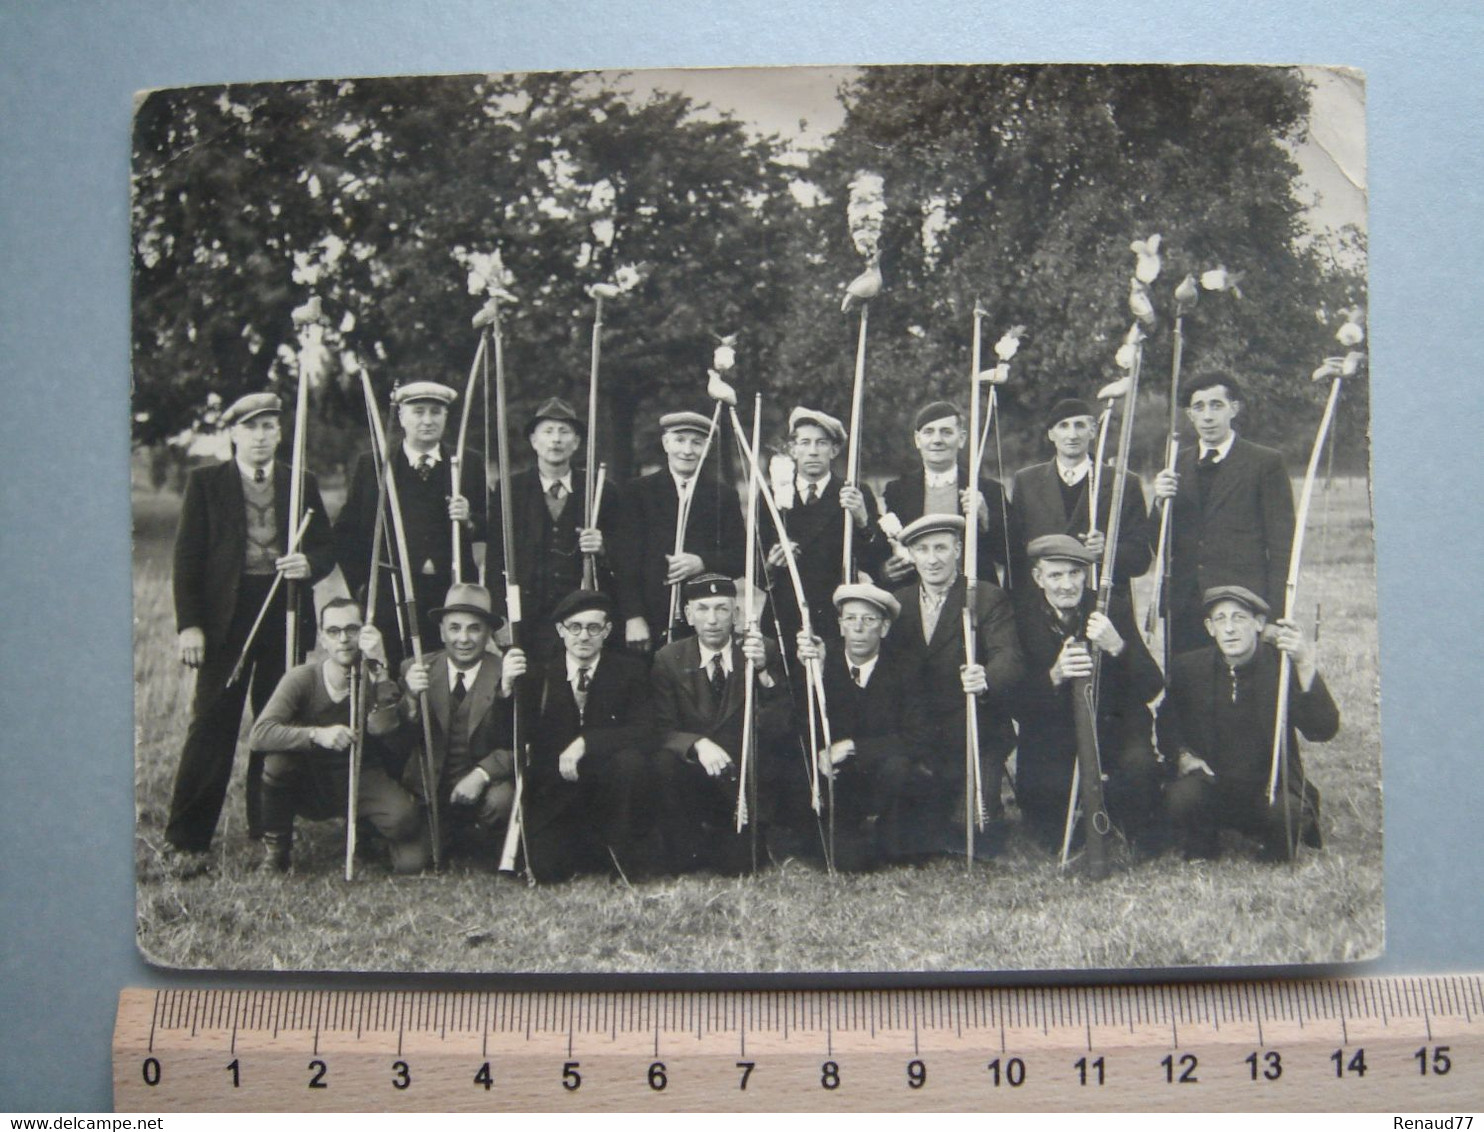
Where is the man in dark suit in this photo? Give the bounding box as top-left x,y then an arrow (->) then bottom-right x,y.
166,392 -> 335,862
795,583 -> 930,870
519,590 -> 656,882
335,381 -> 488,668
1011,535 -> 1164,853
1008,395 -> 1152,612
650,574 -> 789,875
762,406 -> 888,643
1158,585 -> 1337,861
486,397 -> 620,660
883,514 -> 1026,858
1152,374 -> 1295,653
614,411 -> 745,651
881,400 -> 1013,588
397,582 -> 521,869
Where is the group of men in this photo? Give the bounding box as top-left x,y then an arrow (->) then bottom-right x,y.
161,370 -> 1338,879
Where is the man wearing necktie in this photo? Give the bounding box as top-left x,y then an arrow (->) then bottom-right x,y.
649,574 -> 788,875
518,590 -> 656,882
335,381 -> 488,669
794,583 -> 930,870
1152,374 -> 1295,654
395,583 -> 521,869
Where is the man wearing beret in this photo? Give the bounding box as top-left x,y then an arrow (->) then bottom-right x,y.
517,589 -> 656,882
1152,374 -> 1295,653
486,397 -> 620,660
1008,395 -> 1152,613
762,406 -> 889,644
165,392 -> 335,865
795,583 -> 930,870
1011,535 -> 1164,853
395,582 -> 523,869
649,574 -> 789,874
1158,585 -> 1336,861
336,381 -> 488,668
613,412 -> 745,652
880,401 -> 1013,588
883,514 -> 1026,858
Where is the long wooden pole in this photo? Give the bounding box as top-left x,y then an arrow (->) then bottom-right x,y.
450,333 -> 488,585
583,295 -> 604,590
962,305 -> 986,867
1144,309 -> 1185,655
736,395 -> 761,837
842,303 -> 869,581
285,362 -> 311,670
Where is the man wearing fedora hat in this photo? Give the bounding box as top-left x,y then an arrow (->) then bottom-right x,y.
762,406 -> 888,644
794,583 -> 930,870
613,411 -> 745,651
883,514 -> 1025,859
517,589 -> 657,882
1158,585 -> 1336,861
1011,535 -> 1164,853
485,397 -> 620,660
165,391 -> 335,864
395,581 -> 523,869
336,381 -> 488,667
649,574 -> 789,875
880,400 -> 1013,588
1007,394 -> 1152,612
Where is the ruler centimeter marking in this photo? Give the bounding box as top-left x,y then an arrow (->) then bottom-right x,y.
115,978 -> 1484,1112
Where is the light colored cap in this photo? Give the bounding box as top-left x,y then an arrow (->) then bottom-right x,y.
221,392 -> 282,426
897,513 -> 966,546
392,381 -> 458,406
659,410 -> 713,435
788,406 -> 847,446
832,582 -> 901,619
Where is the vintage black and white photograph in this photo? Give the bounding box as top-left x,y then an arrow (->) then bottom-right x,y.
130,63 -> 1377,973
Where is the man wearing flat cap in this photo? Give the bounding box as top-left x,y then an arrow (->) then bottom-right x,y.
336,381 -> 488,667
762,406 -> 888,644
880,400 -> 1013,588
1008,394 -> 1152,613
794,583 -> 930,870
649,574 -> 789,874
486,397 -> 621,660
613,411 -> 745,651
517,589 -> 657,882
394,582 -> 523,869
1157,585 -> 1336,861
165,391 -> 335,864
883,514 -> 1025,858
1011,535 -> 1164,853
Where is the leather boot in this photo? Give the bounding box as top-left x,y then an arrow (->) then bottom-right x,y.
260,831 -> 292,873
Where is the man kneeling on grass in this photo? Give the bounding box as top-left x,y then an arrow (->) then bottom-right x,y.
396,582 -> 524,870
248,597 -> 423,874
1157,585 -> 1338,862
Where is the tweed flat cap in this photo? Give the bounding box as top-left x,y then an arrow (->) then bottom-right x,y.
1027,533 -> 1097,564
788,406 -> 847,446
1201,584 -> 1271,618
221,392 -> 282,426
897,513 -> 966,546
832,582 -> 901,619
659,411 -> 713,435
392,381 -> 457,406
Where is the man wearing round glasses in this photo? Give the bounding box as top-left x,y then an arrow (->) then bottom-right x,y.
518,590 -> 656,882
1157,585 -> 1338,861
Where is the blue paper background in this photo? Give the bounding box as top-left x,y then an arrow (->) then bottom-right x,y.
3,0 -> 1481,1111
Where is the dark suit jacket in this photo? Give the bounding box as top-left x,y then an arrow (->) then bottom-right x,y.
396,651 -> 512,799
651,635 -> 787,761
335,442 -> 487,599
813,649 -> 928,770
1156,641 -> 1339,789
520,651 -> 655,827
615,470 -> 746,635
761,476 -> 888,638
881,467 -> 1012,584
884,576 -> 1025,764
1168,437 -> 1294,618
1008,460 -> 1152,602
172,459 -> 334,649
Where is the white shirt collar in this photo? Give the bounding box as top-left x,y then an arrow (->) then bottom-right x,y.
697,642 -> 734,676
1057,457 -> 1092,485
236,457 -> 273,485
924,466 -> 958,489
845,653 -> 880,686
565,652 -> 599,684
796,472 -> 832,497
671,470 -> 696,497
541,470 -> 574,494
448,659 -> 482,690
404,441 -> 442,467
1199,433 -> 1237,463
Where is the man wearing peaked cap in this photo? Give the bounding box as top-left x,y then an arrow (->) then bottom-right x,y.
882,511 -> 1025,860
1158,584 -> 1338,862
612,409 -> 744,652
1007,391 -> 1152,615
760,405 -> 887,644
486,396 -> 620,661
881,399 -> 1013,588
1010,533 -> 1164,854
335,379 -> 488,668
164,390 -> 336,864
515,587 -> 658,882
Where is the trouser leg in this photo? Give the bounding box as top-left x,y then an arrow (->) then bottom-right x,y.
1106,731 -> 1162,850
1165,772 -> 1219,859
165,637 -> 255,852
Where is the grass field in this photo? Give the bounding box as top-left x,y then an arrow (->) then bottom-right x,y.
133,477 -> 1384,974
